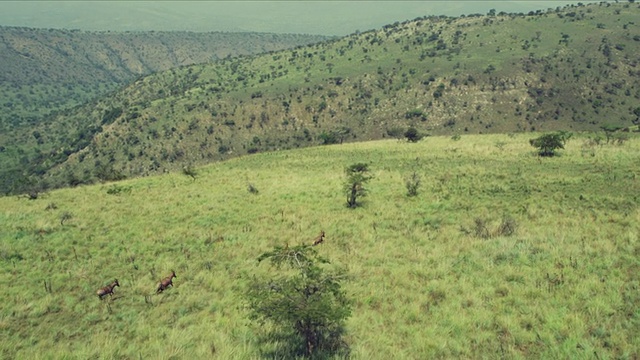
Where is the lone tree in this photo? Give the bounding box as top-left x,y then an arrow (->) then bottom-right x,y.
529,131 -> 571,157
246,244 -> 351,358
344,163 -> 372,208
404,126 -> 423,143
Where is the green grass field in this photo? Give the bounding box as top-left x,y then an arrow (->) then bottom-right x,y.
1,132 -> 638,359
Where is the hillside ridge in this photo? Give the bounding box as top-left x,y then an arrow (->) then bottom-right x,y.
0,26 -> 330,126
2,2 -> 640,194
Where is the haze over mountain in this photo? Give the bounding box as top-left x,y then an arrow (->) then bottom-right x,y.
1,1 -> 583,35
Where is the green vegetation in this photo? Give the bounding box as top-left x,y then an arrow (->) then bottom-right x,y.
0,26 -> 329,130
247,244 -> 351,357
529,132 -> 569,157
2,3 -> 640,195
405,171 -> 421,197
344,163 -> 372,208
0,27 -> 329,195
1,132 -> 638,358
404,126 -> 423,143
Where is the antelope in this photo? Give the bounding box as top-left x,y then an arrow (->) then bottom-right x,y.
97,279 -> 119,299
156,270 -> 177,294
312,231 -> 325,246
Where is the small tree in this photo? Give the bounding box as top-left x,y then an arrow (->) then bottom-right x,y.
405,171 -> 421,197
344,163 -> 372,208
246,245 -> 351,358
529,132 -> 569,157
404,126 -> 423,142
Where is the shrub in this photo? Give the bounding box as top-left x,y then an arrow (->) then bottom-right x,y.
404,109 -> 426,121
405,171 -> 421,197
344,163 -> 372,208
246,245 -> 351,357
106,185 -> 131,195
404,127 -> 423,142
529,132 -> 570,157
386,127 -> 405,139
463,215 -> 518,239
319,131 -> 339,145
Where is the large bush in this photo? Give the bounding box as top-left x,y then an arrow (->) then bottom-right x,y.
246,244 -> 351,357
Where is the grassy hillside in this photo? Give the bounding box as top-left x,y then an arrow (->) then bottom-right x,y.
2,2 -> 640,195
1,132 -> 638,358
0,26 -> 329,128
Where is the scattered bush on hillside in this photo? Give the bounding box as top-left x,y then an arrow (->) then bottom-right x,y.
246,244 -> 351,358
404,126 -> 423,142
405,171 -> 421,197
319,131 -> 339,145
20,177 -> 49,200
60,211 -> 73,226
344,163 -> 373,208
106,185 -> 132,195
404,109 -> 427,121
386,127 -> 405,139
320,127 -> 352,145
529,131 -> 571,157
461,215 -> 518,239
94,163 -> 126,182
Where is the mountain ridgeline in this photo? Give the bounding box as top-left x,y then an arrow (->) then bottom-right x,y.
4,2 -> 640,194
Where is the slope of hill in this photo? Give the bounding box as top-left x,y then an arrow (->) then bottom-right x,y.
0,26 -> 330,128
0,133 -> 638,358
2,2 -> 640,194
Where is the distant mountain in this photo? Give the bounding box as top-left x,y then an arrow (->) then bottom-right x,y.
0,26 -> 330,128
2,2 -> 639,195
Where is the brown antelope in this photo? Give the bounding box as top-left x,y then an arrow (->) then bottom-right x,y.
156,270 -> 177,294
97,279 -> 119,299
312,231 -> 325,246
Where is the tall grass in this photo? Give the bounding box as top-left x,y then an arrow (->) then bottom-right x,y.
0,133 -> 638,358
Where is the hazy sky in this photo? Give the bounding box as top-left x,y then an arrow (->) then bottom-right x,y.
1,1 -> 584,35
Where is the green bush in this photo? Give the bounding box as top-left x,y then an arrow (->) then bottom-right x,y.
529,132 -> 570,157
344,163 -> 372,208
246,245 -> 351,357
404,127 -> 423,143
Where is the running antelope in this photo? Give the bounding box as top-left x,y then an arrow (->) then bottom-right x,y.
97,279 -> 119,299
312,231 -> 325,246
156,270 -> 177,294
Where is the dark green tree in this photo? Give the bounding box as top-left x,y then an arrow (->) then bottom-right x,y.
404,126 -> 423,143
529,132 -> 570,157
344,163 -> 372,208
246,244 -> 351,358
